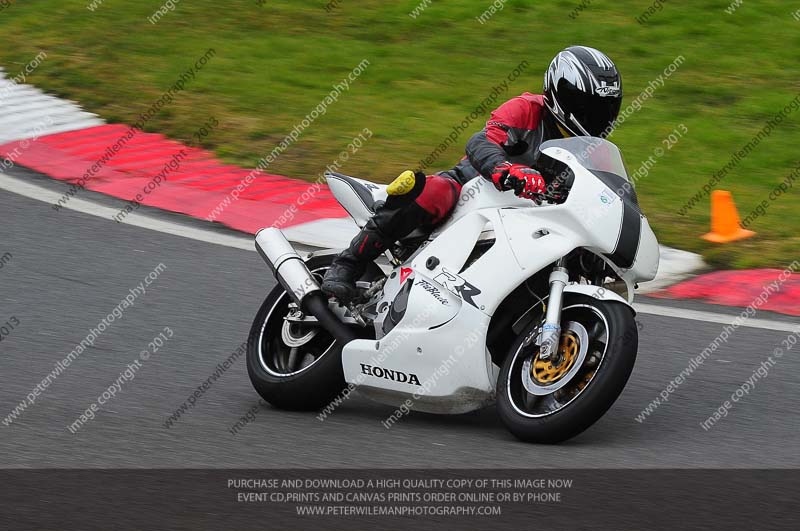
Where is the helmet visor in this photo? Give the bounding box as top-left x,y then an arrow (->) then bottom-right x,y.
558,80 -> 622,137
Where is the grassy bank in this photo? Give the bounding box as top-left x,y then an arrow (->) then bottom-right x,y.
1,0 -> 798,268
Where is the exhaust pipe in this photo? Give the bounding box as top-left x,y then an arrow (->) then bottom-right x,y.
255,227 -> 320,306
255,228 -> 356,345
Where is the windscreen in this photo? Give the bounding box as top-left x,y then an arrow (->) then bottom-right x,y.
539,137 -> 629,182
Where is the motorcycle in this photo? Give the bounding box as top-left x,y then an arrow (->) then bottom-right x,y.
246,136 -> 659,443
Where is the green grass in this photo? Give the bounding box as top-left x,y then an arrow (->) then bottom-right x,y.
1,0 -> 798,268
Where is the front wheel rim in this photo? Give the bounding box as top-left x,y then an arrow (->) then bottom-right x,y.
506,304 -> 610,419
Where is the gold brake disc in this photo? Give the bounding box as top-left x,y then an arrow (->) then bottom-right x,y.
532,331 -> 580,385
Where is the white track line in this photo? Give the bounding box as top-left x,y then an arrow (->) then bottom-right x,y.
634,303 -> 798,333
1,170 -> 795,333
0,171 -> 254,251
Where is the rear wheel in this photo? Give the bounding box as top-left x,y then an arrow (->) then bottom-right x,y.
496,294 -> 637,443
246,255 -> 346,411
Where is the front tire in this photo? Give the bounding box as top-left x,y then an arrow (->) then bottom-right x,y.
496,294 -> 637,443
246,255 -> 347,411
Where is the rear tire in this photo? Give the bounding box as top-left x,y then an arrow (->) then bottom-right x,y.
496,294 -> 637,443
246,255 -> 347,411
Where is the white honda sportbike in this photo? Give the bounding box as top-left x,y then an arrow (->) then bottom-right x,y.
247,137 -> 659,443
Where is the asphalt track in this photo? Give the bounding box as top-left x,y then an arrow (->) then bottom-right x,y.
1,166 -> 799,469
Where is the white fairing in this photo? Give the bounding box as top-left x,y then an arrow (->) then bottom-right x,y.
337,138 -> 659,413
325,173 -> 388,227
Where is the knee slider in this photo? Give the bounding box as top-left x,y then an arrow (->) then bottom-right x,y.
384,170 -> 426,209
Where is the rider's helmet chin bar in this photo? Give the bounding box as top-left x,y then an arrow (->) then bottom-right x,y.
569,113 -> 593,136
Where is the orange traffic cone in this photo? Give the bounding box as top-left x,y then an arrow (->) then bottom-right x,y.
701,190 -> 756,243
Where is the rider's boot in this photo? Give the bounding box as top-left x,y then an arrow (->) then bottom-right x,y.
322,171 -> 438,302
322,202 -> 432,302
321,213 -> 392,302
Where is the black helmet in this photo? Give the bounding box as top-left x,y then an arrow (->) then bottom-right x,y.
543,45 -> 622,138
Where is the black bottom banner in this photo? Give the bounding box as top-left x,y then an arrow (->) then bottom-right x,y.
0,469 -> 795,530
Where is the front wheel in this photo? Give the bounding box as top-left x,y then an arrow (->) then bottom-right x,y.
496,294 -> 637,443
246,255 -> 346,411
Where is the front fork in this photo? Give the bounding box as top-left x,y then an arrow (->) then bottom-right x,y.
538,258 -> 569,361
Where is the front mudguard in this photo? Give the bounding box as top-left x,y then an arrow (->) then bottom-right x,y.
563,284 -> 635,314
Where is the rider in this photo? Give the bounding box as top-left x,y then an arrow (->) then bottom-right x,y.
321,45 -> 623,302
